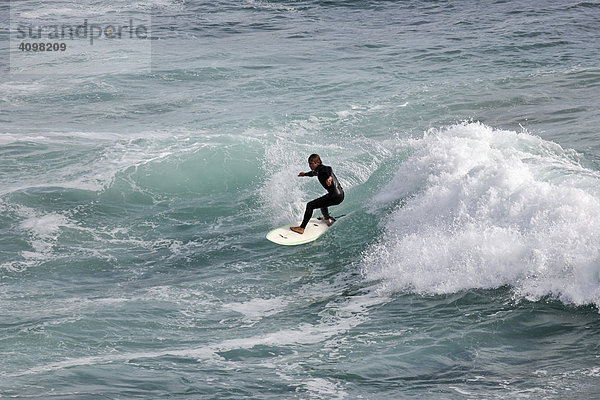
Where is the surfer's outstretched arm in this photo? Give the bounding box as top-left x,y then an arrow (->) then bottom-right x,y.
298,170 -> 317,177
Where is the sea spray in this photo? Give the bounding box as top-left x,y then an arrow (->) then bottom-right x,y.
363,122 -> 600,308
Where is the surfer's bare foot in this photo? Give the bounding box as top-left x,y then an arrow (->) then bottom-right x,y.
290,226 -> 304,234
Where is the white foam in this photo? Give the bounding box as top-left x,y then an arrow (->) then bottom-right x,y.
301,378 -> 349,400
13,0 -> 177,20
241,0 -> 300,13
22,209 -> 73,252
336,103 -> 386,119
222,297 -> 289,324
363,122 -> 600,308
10,289 -> 387,378
0,81 -> 46,104
1,207 -> 75,271
261,138 -> 308,225
20,211 -> 71,237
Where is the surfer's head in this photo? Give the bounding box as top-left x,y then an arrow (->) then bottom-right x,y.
308,154 -> 321,170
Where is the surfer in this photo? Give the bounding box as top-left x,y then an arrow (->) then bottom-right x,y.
290,154 -> 344,234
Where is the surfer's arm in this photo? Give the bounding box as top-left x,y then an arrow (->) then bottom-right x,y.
320,166 -> 334,186
298,171 -> 317,177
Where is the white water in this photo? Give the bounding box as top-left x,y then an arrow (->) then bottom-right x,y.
364,122 -> 600,307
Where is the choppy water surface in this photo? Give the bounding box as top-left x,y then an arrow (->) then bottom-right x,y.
2,1 -> 600,398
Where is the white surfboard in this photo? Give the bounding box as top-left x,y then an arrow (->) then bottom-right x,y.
266,218 -> 329,246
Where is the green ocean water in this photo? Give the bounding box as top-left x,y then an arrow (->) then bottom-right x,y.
2,1 -> 600,398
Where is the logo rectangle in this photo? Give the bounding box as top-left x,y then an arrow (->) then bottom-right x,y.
7,1 -> 152,77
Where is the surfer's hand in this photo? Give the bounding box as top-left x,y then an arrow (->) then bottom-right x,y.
298,172 -> 305,177
326,176 -> 332,186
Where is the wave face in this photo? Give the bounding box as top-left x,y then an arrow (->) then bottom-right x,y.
363,122 -> 600,306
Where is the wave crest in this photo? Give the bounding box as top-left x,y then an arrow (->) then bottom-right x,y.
363,122 -> 600,308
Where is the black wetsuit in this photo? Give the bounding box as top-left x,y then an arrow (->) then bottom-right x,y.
300,164 -> 344,229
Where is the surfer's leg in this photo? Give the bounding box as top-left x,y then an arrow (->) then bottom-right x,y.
319,193 -> 344,223
297,192 -> 343,231
300,195 -> 329,229
292,200 -> 318,233
300,200 -> 315,229
299,200 -> 318,228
